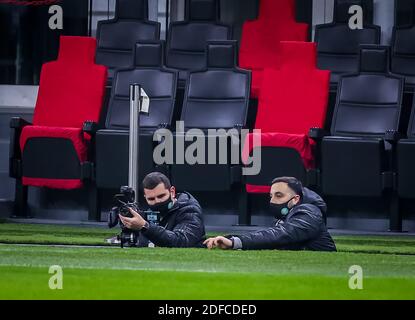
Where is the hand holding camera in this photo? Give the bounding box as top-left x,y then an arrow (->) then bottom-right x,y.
118,207 -> 147,230
107,186 -> 160,248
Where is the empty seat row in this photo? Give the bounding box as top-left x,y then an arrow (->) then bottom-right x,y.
96,0 -> 231,88
9,36 -> 251,220
8,41 -> 415,229
96,39 -> 250,194
98,0 -> 415,101
97,0 -> 311,95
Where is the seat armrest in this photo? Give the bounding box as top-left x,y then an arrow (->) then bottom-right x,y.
309,128 -> 328,140
158,123 -> 170,130
234,124 -> 244,129
384,130 -> 404,143
83,121 -> 100,135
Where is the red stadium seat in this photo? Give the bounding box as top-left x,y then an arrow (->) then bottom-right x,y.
239,0 -> 309,98
239,41 -> 330,222
10,36 -> 107,219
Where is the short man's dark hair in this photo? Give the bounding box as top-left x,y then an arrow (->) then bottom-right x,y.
271,177 -> 303,199
142,172 -> 172,190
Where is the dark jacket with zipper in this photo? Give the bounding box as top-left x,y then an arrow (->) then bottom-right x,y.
232,188 -> 337,252
141,192 -> 206,248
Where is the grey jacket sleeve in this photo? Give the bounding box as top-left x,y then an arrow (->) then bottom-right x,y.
236,206 -> 323,250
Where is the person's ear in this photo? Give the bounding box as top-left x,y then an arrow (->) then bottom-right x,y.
292,195 -> 300,206
288,195 -> 300,208
170,186 -> 176,199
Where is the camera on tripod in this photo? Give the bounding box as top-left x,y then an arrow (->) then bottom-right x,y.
108,186 -> 160,248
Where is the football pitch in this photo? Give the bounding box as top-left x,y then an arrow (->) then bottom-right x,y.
0,222 -> 415,300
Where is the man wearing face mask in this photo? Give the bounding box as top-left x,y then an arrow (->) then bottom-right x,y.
119,172 -> 206,248
204,177 -> 336,251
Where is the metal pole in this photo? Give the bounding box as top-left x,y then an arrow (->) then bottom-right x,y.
165,0 -> 170,40
129,84 -> 142,198
88,0 -> 93,37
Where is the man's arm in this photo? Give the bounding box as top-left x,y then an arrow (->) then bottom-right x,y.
142,213 -> 205,248
235,209 -> 322,250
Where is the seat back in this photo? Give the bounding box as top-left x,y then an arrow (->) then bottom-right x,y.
166,0 -> 230,73
315,0 -> 380,75
391,24 -> 415,78
185,0 -> 220,21
33,36 -> 107,128
95,0 -> 160,81
331,46 -> 404,138
254,41 -> 330,135
239,0 -> 309,71
105,41 -> 177,131
258,0 -> 297,21
181,41 -> 250,130
395,0 -> 415,27
115,0 -> 148,20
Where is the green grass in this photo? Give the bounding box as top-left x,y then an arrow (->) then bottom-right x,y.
334,236 -> 415,255
1,222 -> 415,255
0,222 -> 415,299
1,245 -> 415,299
0,222 -> 116,246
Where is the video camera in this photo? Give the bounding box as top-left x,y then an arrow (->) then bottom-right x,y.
108,186 -> 160,248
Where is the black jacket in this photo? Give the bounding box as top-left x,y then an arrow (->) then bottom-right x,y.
232,188 -> 337,252
141,192 -> 206,248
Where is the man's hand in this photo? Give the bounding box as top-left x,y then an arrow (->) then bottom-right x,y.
203,236 -> 233,250
119,208 -> 147,230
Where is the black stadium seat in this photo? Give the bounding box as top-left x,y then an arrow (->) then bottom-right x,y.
315,0 -> 380,90
391,22 -> 415,92
397,99 -> 415,199
169,41 -> 251,191
320,46 -> 404,204
166,0 -> 231,88
95,41 -> 178,190
395,0 -> 415,27
95,0 -> 160,86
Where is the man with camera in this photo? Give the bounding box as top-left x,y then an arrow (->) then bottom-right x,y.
204,177 -> 336,252
115,172 -> 206,248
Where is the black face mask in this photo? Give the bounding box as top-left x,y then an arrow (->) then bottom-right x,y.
149,197 -> 174,217
269,197 -> 296,220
